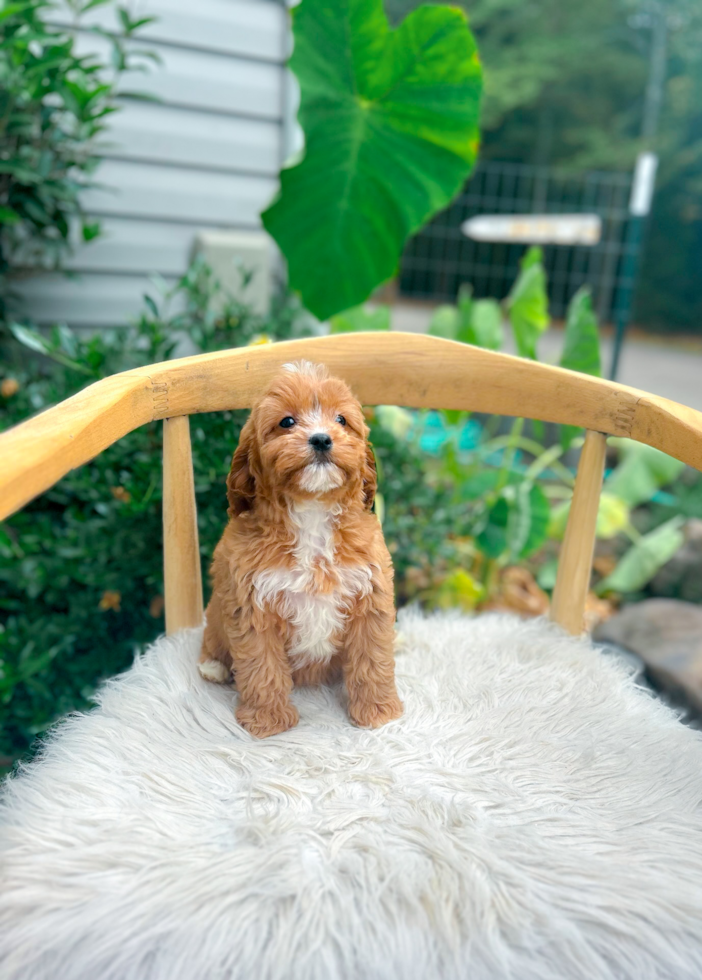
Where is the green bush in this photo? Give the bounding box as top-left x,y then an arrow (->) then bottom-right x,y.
0,0 -> 153,320
0,263 -> 309,767
2,0 -> 695,778
0,0 -> 481,773
0,261 -> 470,772
3,253 -> 692,775
338,248 -> 690,610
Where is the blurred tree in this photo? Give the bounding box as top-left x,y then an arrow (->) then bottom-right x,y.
467,0 -> 646,169
385,0 -> 702,331
638,3 -> 702,330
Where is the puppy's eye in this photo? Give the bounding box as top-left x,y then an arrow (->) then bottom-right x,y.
279,416 -> 296,429
336,415 -> 346,426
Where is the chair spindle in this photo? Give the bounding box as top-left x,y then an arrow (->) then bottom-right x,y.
162,416 -> 204,635
550,429 -> 607,635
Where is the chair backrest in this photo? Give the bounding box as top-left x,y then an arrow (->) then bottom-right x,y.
3,332 -> 702,636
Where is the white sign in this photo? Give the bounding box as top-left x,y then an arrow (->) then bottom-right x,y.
629,152 -> 658,217
462,213 -> 602,246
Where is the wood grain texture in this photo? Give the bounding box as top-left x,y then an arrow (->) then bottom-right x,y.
163,417 -> 204,634
0,372 -> 153,520
550,431 -> 608,635
3,332 -> 702,521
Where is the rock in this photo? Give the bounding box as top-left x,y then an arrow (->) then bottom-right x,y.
650,519 -> 702,603
594,599 -> 702,712
599,642 -> 649,685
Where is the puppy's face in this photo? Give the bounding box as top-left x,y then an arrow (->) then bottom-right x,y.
227,362 -> 376,515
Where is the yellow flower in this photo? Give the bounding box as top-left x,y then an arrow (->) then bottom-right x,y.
111,486 -> 132,503
99,590 -> 121,612
149,595 -> 165,618
247,334 -> 272,346
1,378 -> 19,398
434,569 -> 485,612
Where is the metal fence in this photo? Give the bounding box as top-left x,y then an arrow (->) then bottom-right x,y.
399,161 -> 635,322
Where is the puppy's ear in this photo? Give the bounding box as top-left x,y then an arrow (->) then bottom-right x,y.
227,418 -> 256,518
362,442 -> 378,511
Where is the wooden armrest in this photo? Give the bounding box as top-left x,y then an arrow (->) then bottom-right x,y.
2,332 -> 702,521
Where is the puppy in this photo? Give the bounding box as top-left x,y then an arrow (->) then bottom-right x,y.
199,360 -> 403,738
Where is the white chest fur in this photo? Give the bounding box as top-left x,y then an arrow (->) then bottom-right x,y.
253,501 -> 372,668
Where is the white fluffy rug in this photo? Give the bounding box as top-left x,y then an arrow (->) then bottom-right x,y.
2,611 -> 702,980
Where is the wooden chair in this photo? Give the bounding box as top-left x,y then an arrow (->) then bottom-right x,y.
4,333 -> 702,980
3,332 -> 702,633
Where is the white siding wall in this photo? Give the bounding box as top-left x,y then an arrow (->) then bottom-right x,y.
19,0 -> 288,327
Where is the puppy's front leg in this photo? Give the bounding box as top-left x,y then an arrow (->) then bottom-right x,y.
343,597 -> 403,730
229,625 -> 298,738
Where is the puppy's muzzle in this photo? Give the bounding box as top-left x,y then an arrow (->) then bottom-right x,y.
309,432 -> 333,456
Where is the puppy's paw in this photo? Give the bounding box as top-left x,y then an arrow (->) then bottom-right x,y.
236,702 -> 300,738
348,694 -> 403,729
198,659 -> 231,684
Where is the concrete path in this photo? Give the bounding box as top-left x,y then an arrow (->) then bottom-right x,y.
391,303 -> 702,412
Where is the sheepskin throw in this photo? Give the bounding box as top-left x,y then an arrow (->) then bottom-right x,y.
3,611 -> 702,980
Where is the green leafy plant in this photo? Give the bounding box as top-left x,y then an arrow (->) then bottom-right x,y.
427,246 -> 596,375
0,0 -> 154,321
262,0 -> 483,319
1,251 -> 694,771
424,285 -> 503,350
595,517 -> 686,596
559,287 -> 601,377
549,440 -> 688,598
0,257 -> 468,772
604,439 -> 685,509
0,259 -> 317,771
329,304 -> 390,334
338,246 -> 689,611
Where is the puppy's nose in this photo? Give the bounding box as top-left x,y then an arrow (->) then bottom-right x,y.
309,432 -> 333,453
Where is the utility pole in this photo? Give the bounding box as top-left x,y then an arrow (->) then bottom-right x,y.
609,2 -> 667,380
642,2 -> 668,142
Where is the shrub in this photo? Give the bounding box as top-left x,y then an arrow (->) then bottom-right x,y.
0,0 -> 153,322
0,262 -> 316,769
0,262 -> 464,772
340,249 -> 689,611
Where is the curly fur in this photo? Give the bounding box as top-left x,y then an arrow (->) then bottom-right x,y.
199,361 -> 402,737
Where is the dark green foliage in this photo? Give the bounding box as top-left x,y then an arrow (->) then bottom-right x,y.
0,0 -> 153,319
386,0 -> 702,332
505,247 -> 549,360
369,421 -> 470,607
559,288 -> 601,378
0,262 -> 316,770
0,262 -> 462,772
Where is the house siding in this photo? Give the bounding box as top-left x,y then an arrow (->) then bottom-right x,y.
19,0 -> 287,327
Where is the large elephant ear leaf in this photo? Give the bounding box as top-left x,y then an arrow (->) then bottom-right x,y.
262,0 -> 483,320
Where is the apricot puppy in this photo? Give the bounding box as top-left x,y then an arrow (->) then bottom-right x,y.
199,360 -> 403,738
